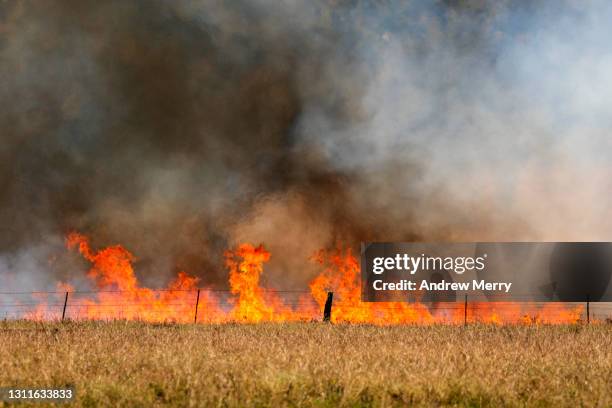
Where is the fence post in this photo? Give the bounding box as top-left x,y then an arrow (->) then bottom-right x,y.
323,292 -> 333,322
194,289 -> 201,324
586,294 -> 590,324
61,291 -> 69,321
464,294 -> 467,326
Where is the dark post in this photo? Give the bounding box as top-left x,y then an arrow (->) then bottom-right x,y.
61,291 -> 69,321
586,294 -> 590,324
194,289 -> 201,324
323,292 -> 333,322
464,294 -> 468,326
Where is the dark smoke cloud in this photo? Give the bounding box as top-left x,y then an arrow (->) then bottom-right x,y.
1,1 -> 611,290
0,0 -> 367,288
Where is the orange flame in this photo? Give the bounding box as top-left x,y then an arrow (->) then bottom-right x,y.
23,233 -> 585,324
225,243 -> 311,322
29,233 -> 224,323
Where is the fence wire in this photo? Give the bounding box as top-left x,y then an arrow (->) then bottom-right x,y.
1,289 -> 611,324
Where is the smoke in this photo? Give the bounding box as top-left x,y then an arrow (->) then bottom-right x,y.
1,0 -> 612,290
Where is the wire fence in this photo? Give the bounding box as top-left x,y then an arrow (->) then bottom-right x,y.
1,289 -> 612,324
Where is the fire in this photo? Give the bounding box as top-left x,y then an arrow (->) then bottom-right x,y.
309,248 -> 438,324
22,233 -> 585,324
225,243 -> 312,322
26,233 -> 225,323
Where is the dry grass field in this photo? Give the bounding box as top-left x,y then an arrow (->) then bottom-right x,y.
0,321 -> 611,407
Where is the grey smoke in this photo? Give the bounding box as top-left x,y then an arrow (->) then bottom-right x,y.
1,1 -> 611,291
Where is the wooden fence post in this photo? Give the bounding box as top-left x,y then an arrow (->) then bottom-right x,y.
61,291 -> 69,321
323,292 -> 333,322
194,289 -> 201,324
464,294 -> 468,326
586,294 -> 590,324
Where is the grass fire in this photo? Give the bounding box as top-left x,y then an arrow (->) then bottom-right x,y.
10,232 -> 588,326
2,1 -> 612,406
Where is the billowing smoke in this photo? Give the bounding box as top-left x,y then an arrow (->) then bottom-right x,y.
1,1 -> 612,291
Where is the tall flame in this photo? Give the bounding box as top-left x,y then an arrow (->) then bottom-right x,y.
23,233 -> 585,324
225,243 -> 311,322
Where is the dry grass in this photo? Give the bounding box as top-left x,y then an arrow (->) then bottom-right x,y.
0,321 -> 611,407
